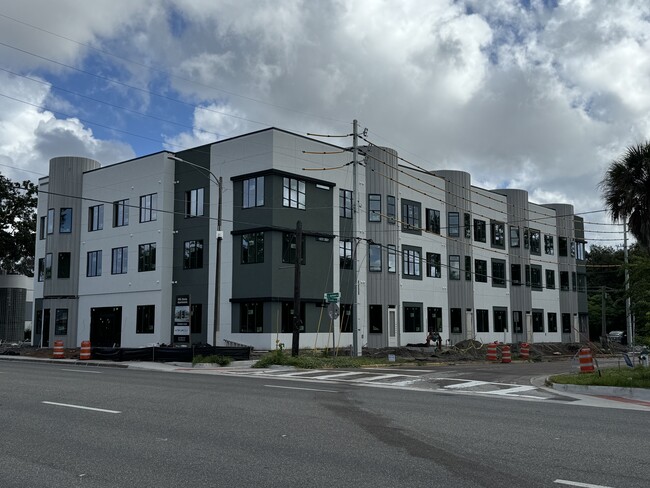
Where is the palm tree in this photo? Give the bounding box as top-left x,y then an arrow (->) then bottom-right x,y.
599,141 -> 650,249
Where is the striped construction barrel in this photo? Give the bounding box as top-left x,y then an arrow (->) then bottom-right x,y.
80,340 -> 91,360
52,340 -> 65,359
501,345 -> 512,363
578,347 -> 595,373
520,342 -> 530,360
487,342 -> 499,362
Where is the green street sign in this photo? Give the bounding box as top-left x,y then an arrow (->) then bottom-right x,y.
324,292 -> 340,303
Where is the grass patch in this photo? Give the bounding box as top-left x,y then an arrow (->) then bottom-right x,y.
192,354 -> 232,367
253,349 -> 404,369
549,366 -> 650,389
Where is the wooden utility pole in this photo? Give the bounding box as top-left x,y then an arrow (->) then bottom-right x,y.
291,221 -> 303,357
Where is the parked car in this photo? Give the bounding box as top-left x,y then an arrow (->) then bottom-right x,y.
608,330 -> 625,343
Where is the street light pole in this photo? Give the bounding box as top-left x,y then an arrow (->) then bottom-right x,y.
168,154 -> 222,347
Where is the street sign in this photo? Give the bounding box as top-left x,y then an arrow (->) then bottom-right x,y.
328,303 -> 340,320
324,292 -> 340,303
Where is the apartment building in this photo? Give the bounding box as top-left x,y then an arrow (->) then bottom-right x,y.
32,128 -> 588,350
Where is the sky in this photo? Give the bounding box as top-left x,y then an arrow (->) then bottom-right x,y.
1,0 -> 648,248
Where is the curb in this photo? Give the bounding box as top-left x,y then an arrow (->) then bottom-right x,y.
550,382 -> 650,401
0,355 -> 129,368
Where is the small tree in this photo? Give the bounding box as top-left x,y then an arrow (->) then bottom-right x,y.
0,173 -> 37,276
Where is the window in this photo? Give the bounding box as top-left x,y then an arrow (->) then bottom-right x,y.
339,304 -> 353,333
545,269 -> 555,289
403,305 -> 422,333
387,196 -> 396,224
464,213 -> 471,238
138,243 -> 156,272
241,302 -> 264,333
562,313 -> 571,333
38,258 -> 44,282
476,309 -> 489,332
39,217 -> 46,239
369,305 -> 382,333
57,252 -> 71,279
544,235 -> 554,255
511,264 -> 521,285
450,308 -> 462,333
426,209 -> 440,234
86,250 -> 102,277
55,309 -> 68,335
532,310 -> 544,333
111,247 -> 128,274
475,259 -> 487,283
560,271 -> 569,291
491,259 -> 506,287
531,265 -> 542,290
570,241 -> 576,257
136,305 -> 155,334
465,256 -> 472,280
449,255 -> 461,280
113,199 -> 129,227
548,312 -> 558,333
510,226 -> 520,248
474,219 -> 486,242
577,274 -> 587,292
525,264 -> 531,286
140,193 -> 157,222
493,308 -> 508,332
491,221 -> 505,248
190,304 -> 202,334
559,237 -> 568,257
339,189 -> 352,218
45,253 -> 52,279
513,311 -> 523,333
402,247 -> 421,278
47,209 -> 54,234
387,245 -> 396,273
88,205 -> 104,231
369,244 -> 382,272
447,212 -> 460,237
59,208 -> 72,233
241,233 -> 264,264
283,177 -> 305,209
523,228 -> 530,249
340,239 -> 352,270
426,253 -> 441,278
368,194 -> 381,222
185,188 -> 205,217
530,229 -> 541,255
282,233 -> 305,264
243,177 -> 264,208
184,240 -> 204,269
281,301 -> 305,333
401,200 -> 421,233
576,241 -> 585,260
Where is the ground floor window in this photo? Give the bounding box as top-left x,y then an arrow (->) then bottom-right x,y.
403,305 -> 422,333
476,309 -> 489,332
427,307 -> 442,333
493,308 -> 507,332
136,305 -> 155,334
339,304 -> 353,333
548,312 -> 558,333
191,304 -> 202,334
562,313 -> 571,333
55,309 -> 68,335
450,308 -> 462,334
369,305 -> 382,333
241,302 -> 264,333
532,309 -> 544,332
513,311 -> 523,333
281,301 -> 306,333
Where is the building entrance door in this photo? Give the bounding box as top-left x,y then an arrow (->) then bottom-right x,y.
387,307 -> 397,347
90,307 -> 123,347
42,309 -> 50,347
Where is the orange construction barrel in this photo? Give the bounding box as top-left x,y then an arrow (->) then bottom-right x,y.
578,347 -> 595,373
501,345 -> 512,363
487,341 -> 499,362
520,342 -> 530,360
52,340 -> 65,359
80,340 -> 91,360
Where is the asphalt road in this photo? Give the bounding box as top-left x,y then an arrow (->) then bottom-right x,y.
1,361 -> 648,488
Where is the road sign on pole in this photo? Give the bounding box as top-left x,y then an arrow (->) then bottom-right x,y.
324,292 -> 340,303
328,303 -> 340,320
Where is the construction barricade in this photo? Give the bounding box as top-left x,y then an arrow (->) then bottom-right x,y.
519,342 -> 530,360
501,345 -> 512,363
52,340 -> 64,359
487,341 -> 499,362
578,347 -> 595,373
80,340 -> 91,360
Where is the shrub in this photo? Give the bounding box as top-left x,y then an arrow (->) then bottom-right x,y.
192,354 -> 232,366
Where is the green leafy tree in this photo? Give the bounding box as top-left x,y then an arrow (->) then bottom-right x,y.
586,245 -> 626,339
0,173 -> 37,276
599,141 -> 650,249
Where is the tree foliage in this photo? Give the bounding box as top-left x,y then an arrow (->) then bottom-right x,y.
0,173 -> 37,276
599,141 -> 650,249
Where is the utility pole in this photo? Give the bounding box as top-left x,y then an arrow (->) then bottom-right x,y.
601,286 -> 606,341
214,175 -> 223,347
352,119 -> 361,357
624,220 -> 632,347
291,221 -> 303,357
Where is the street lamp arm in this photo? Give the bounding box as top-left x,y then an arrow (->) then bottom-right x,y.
167,154 -> 221,188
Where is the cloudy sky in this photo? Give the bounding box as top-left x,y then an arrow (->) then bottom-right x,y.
1,0 -> 648,246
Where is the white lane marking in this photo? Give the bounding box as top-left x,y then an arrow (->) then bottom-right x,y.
276,370 -> 327,377
60,369 -> 102,374
554,479 -> 614,488
365,368 -> 431,373
311,371 -> 365,380
264,385 -> 338,393
352,373 -> 408,381
42,401 -> 121,414
444,380 -> 487,389
485,385 -> 538,396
